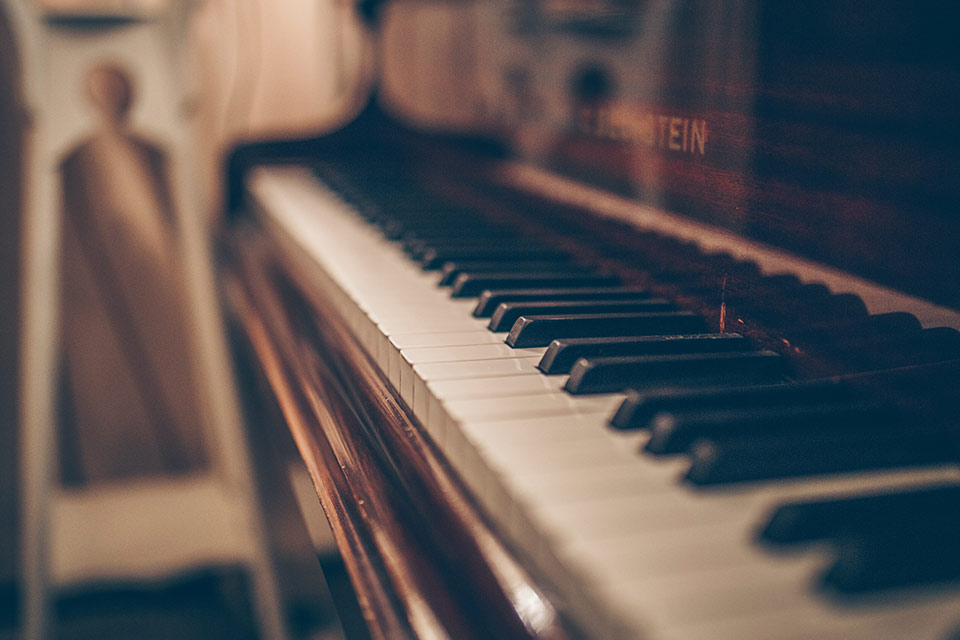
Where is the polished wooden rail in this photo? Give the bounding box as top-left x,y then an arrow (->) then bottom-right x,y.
225,226 -> 575,640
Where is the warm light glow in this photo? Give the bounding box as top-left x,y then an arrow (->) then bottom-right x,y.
512,583 -> 556,633
719,272 -> 728,333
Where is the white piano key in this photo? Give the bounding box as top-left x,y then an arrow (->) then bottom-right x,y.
432,392 -> 624,480
428,373 -> 567,400
399,337 -> 518,403
412,359 -> 543,422
415,356 -> 542,385
535,465 -> 960,547
455,414 -> 645,501
533,467 -> 960,629
665,588 -> 960,640
390,331 -> 506,350
387,332 -> 505,386
378,316 -> 490,335
405,344 -> 545,366
597,553 -> 832,635
442,392 -> 625,424
453,411 -> 614,452
464,430 -> 660,549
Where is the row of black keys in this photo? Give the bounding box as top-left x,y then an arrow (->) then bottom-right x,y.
323,165 -> 960,476
315,163 -> 960,595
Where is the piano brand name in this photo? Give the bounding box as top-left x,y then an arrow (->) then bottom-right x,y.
580,105 -> 708,156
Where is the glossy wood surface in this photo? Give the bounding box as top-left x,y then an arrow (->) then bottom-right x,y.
226,227 -> 575,640
367,2 -> 960,309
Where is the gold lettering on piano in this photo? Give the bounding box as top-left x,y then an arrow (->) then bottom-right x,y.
690,118 -> 707,155
668,117 -> 683,151
581,104 -> 708,156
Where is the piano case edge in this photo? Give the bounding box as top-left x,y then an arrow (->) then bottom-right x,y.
222,223 -> 588,640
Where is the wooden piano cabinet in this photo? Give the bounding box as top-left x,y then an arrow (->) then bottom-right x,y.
225,228 -> 576,640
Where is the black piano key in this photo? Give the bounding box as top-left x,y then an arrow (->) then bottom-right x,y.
386,206 -> 480,220
541,333 -> 751,375
749,291 -> 868,327
403,231 -> 512,249
419,242 -> 570,271
473,286 -> 652,318
646,401 -> 896,455
789,313 -> 924,371
375,209 -> 489,226
610,378 -> 857,430
402,233 -> 511,254
413,240 -> 536,263
685,429 -> 958,485
505,311 -> 707,348
420,246 -> 568,268
912,326 -> 960,360
382,218 -> 498,240
565,350 -> 784,395
823,520 -> 960,592
415,244 -> 492,263
451,273 -> 621,299
439,262 -> 587,287
760,484 -> 960,545
488,298 -> 675,331
399,226 -> 543,240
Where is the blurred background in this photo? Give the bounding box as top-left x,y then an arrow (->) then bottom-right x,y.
0,1 -> 377,638
1,0 -> 505,635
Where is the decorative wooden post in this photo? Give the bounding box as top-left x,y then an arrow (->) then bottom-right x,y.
5,1 -> 288,638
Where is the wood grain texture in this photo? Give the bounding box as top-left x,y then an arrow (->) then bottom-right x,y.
533,2 -> 960,309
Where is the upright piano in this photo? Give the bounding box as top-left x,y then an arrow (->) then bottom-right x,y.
223,2 -> 960,638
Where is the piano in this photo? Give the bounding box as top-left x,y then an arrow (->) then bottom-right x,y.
222,2 -> 960,638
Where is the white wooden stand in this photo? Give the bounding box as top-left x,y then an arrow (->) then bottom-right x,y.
4,2 -> 288,638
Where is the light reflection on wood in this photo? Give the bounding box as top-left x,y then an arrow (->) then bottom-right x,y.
227,229 -> 574,639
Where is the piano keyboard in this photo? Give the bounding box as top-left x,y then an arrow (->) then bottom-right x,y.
246,164 -> 960,640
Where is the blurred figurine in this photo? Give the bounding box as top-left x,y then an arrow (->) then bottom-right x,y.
59,64 -> 207,482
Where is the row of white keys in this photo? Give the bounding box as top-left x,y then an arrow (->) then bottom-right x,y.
478,413 -> 960,637
251,167 -> 960,639
666,585 -> 960,640
420,357 -> 960,637
250,167 -> 495,362
533,469 -> 960,635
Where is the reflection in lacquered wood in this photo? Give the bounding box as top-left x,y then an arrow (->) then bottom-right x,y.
227,229 -> 575,640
